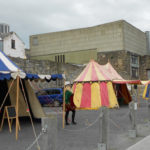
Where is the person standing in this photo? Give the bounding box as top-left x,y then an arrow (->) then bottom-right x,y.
65,81 -> 77,125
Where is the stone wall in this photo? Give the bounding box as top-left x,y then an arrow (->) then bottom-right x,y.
10,57 -> 83,89
10,49 -> 150,91
98,50 -> 150,80
97,50 -> 131,79
140,55 -> 150,80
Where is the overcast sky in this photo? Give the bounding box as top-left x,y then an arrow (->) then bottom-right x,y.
0,0 -> 150,48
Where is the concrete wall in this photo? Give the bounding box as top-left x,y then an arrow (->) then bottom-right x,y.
123,21 -> 147,55
31,49 -> 97,64
30,20 -> 147,64
3,32 -> 26,59
30,20 -> 125,63
146,31 -> 150,55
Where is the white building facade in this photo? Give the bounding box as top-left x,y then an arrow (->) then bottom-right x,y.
0,23 -> 26,59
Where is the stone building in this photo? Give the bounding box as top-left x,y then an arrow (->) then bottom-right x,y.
29,20 -> 150,80
0,23 -> 26,59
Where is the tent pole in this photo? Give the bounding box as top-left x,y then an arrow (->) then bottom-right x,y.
19,79 -> 40,149
62,74 -> 66,129
137,85 -> 141,108
16,76 -> 19,140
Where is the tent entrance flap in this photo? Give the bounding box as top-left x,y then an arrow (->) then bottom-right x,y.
114,84 -> 132,105
24,80 -> 45,118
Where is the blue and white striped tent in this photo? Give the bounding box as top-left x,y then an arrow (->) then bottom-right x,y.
0,50 -> 64,119
0,50 -> 64,81
0,49 -> 22,73
143,84 -> 150,100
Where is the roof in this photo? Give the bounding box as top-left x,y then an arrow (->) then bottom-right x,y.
0,49 -> 64,81
0,32 -> 25,45
74,60 -> 123,82
0,49 -> 22,73
30,20 -> 125,37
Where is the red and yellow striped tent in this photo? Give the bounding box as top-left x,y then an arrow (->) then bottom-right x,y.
73,60 -> 124,109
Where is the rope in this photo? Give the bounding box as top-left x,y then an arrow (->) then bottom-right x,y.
25,132 -> 43,150
109,118 -> 121,129
61,109 -> 131,132
0,79 -> 14,111
30,81 -> 41,91
20,79 -> 40,150
60,112 -> 102,132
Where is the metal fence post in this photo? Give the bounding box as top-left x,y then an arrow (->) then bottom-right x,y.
98,107 -> 109,150
128,87 -> 137,138
148,100 -> 150,122
41,115 -> 57,150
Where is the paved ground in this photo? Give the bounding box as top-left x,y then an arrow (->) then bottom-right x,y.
0,100 -> 150,150
126,134 -> 150,150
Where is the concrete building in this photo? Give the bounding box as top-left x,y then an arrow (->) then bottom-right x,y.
30,20 -> 150,80
0,23 -> 26,59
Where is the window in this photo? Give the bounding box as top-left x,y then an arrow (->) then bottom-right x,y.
1,26 -> 4,33
5,26 -> 7,33
53,89 -> 61,94
60,55 -> 62,62
55,55 -> 65,63
47,90 -> 53,95
147,70 -> 150,79
131,55 -> 139,65
32,37 -> 38,45
0,40 -> 3,50
11,40 -> 15,49
55,56 -> 57,62
131,67 -> 139,78
0,26 -> 2,33
63,55 -> 65,63
58,55 -> 60,62
37,90 -> 48,96
47,89 -> 60,95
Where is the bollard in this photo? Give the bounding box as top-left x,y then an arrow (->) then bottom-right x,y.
148,100 -> 150,122
128,91 -> 138,138
98,107 -> 109,150
41,115 -> 57,150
